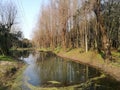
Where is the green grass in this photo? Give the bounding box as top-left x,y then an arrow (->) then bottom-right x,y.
0,57 -> 22,89
11,65 -> 26,90
112,51 -> 120,62
38,47 -> 52,52
38,48 -> 104,61
11,48 -> 34,51
0,55 -> 14,62
37,47 -> 120,67
112,51 -> 120,58
54,46 -> 62,53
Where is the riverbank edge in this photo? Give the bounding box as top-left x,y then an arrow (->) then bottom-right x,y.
0,57 -> 24,89
57,53 -> 120,81
38,48 -> 120,82
11,65 -> 27,90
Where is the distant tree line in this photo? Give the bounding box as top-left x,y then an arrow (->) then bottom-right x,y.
18,38 -> 32,48
32,0 -> 120,60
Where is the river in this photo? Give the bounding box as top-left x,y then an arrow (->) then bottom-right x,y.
14,50 -> 120,90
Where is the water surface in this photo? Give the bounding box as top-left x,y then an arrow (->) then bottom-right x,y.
18,51 -> 120,90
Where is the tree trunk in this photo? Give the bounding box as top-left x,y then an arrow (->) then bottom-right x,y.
100,24 -> 112,60
94,0 -> 112,60
62,27 -> 66,50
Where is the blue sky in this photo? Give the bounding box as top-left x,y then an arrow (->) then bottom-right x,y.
12,0 -> 48,39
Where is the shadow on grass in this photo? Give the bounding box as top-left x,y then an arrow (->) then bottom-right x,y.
0,85 -> 8,90
98,51 -> 105,60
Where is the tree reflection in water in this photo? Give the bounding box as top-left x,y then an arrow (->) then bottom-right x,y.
20,51 -> 120,90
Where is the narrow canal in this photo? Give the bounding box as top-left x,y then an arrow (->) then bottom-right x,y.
16,51 -> 120,90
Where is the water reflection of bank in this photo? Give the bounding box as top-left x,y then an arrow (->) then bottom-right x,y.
18,51 -> 120,90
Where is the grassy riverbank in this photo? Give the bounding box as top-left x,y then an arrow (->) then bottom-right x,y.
0,55 -> 23,89
11,48 -> 34,51
38,48 -> 120,81
0,55 -> 15,62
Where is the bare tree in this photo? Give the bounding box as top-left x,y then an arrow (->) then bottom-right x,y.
0,1 -> 18,55
0,1 -> 17,31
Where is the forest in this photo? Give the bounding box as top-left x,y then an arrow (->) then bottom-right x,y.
32,0 -> 120,60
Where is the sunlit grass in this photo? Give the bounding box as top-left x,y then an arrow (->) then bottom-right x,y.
38,48 -> 104,63
58,48 -> 104,63
38,47 -> 120,68
11,65 -> 26,90
12,48 -> 34,51
112,51 -> 120,58
0,55 -> 14,62
112,51 -> 120,63
0,56 -> 23,89
38,48 -> 52,52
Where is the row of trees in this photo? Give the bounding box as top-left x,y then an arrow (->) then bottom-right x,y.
32,0 -> 120,60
